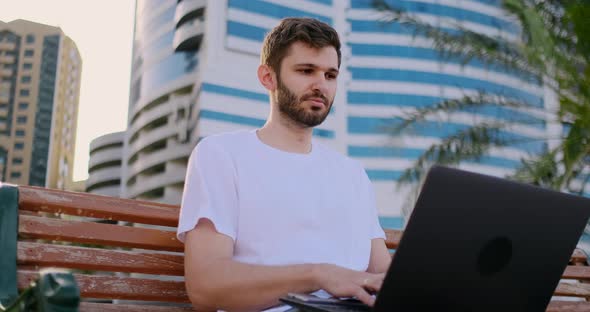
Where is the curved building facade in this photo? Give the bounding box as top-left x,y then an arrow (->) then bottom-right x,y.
125,0 -> 552,226
86,131 -> 124,197
123,0 -> 204,204
342,0 -> 549,219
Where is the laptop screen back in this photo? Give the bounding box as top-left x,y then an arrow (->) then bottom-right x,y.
375,166 -> 590,312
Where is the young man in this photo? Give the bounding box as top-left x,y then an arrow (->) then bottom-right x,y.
177,17 -> 391,311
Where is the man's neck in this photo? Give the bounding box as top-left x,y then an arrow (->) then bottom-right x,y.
257,117 -> 313,154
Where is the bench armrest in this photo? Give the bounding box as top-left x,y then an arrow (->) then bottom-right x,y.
2,270 -> 80,312
0,185 -> 18,308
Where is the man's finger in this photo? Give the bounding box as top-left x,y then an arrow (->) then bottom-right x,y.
354,288 -> 376,307
364,278 -> 382,293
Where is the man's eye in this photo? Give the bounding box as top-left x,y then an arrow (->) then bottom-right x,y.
298,69 -> 313,74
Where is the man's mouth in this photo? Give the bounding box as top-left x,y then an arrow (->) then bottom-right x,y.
305,97 -> 326,109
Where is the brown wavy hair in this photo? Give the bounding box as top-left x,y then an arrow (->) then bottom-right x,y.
261,17 -> 341,76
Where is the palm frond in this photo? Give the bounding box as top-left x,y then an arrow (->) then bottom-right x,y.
396,123 -> 509,184
511,149 -> 560,189
369,0 -> 590,207
387,92 -> 544,135
559,116 -> 590,186
573,171 -> 590,196
371,0 -> 539,78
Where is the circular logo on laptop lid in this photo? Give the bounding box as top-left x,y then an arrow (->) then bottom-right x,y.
477,237 -> 513,276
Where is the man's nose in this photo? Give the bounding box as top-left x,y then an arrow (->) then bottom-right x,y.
310,74 -> 328,94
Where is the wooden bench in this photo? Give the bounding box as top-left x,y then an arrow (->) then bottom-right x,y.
2,184 -> 590,311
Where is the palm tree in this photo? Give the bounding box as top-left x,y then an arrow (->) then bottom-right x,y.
370,0 -> 590,198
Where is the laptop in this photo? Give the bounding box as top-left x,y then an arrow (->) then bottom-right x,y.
280,165 -> 590,311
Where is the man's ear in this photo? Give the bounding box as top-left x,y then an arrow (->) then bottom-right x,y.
257,64 -> 277,91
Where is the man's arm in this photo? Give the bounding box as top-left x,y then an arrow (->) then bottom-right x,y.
367,238 -> 392,274
184,219 -> 385,311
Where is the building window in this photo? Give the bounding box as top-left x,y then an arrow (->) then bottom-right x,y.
19,89 -> 29,96
10,172 -> 21,178
23,63 -> 32,70
24,49 -> 34,57
18,102 -> 28,110
14,142 -> 24,150
12,157 -> 22,165
21,76 -> 31,83
15,129 -> 25,137
16,116 -> 27,124
26,34 -> 35,44
5,33 -> 17,43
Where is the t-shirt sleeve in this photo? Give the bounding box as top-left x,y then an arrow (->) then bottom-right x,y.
176,137 -> 239,243
358,164 -> 386,240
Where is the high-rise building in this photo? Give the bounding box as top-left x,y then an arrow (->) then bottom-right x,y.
123,0 -> 200,204
123,0 -> 551,228
0,19 -> 81,189
86,131 -> 124,197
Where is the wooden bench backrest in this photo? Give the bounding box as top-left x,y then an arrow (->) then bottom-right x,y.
13,185 -> 590,311
16,185 -> 190,310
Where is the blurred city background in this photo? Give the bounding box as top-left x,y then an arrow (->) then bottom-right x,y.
0,0 -> 588,235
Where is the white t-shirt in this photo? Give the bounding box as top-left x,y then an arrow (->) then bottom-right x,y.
177,129 -> 385,310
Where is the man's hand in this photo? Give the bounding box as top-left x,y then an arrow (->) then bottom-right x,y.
185,219 -> 386,310
313,264 -> 385,306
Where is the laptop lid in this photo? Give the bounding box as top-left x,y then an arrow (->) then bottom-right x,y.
374,166 -> 590,312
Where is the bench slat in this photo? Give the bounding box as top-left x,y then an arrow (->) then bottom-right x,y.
555,282 -> 590,298
547,301 -> 590,312
18,185 -> 179,227
563,266 -> 590,281
79,302 -> 195,312
572,249 -> 589,265
18,271 -> 189,302
384,229 -> 402,249
18,215 -> 183,252
17,242 -> 184,275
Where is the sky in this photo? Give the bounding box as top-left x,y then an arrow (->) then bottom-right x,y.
0,0 -> 135,181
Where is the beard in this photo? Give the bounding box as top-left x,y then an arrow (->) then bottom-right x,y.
275,77 -> 333,128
